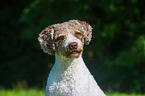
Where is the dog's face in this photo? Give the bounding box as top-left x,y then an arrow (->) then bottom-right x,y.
38,20 -> 92,58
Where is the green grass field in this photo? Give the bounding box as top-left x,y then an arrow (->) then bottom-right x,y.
0,89 -> 44,96
0,89 -> 144,96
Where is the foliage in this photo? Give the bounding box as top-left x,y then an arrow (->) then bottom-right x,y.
0,0 -> 145,93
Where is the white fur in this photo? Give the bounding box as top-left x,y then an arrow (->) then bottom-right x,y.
64,31 -> 83,50
45,33 -> 106,96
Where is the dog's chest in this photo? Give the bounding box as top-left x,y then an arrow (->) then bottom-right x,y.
49,75 -> 88,95
46,61 -> 91,95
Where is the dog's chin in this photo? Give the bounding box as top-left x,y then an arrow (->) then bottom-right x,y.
66,49 -> 83,58
57,49 -> 83,59
67,52 -> 81,58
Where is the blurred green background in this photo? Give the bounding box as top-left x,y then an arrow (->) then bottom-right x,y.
0,0 -> 145,94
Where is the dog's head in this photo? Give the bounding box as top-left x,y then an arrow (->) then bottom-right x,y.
38,20 -> 92,58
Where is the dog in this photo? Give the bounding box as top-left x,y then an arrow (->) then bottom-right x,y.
38,20 -> 106,96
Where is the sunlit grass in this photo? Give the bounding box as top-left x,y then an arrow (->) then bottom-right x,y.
0,89 -> 144,96
0,89 -> 45,96
107,92 -> 144,96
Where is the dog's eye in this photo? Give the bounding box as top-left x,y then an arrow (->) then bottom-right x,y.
55,36 -> 64,42
75,32 -> 83,39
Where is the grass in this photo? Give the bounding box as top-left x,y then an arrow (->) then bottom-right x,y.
106,92 -> 145,96
0,89 -> 144,96
0,89 -> 45,96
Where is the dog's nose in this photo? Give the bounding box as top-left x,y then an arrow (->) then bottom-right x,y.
69,42 -> 78,50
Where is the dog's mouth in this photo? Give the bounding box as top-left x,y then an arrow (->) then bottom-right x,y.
66,49 -> 83,58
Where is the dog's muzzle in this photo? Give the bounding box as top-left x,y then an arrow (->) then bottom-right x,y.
66,42 -> 83,58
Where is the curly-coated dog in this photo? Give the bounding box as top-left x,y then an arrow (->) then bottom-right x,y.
38,20 -> 106,96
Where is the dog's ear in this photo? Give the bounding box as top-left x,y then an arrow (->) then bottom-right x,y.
79,21 -> 92,45
38,25 -> 55,55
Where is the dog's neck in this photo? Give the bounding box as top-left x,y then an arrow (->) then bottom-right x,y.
54,53 -> 85,72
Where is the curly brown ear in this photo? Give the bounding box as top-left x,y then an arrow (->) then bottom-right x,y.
38,25 -> 55,55
79,21 -> 92,45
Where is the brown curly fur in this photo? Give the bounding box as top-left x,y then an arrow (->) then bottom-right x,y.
38,20 -> 92,55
